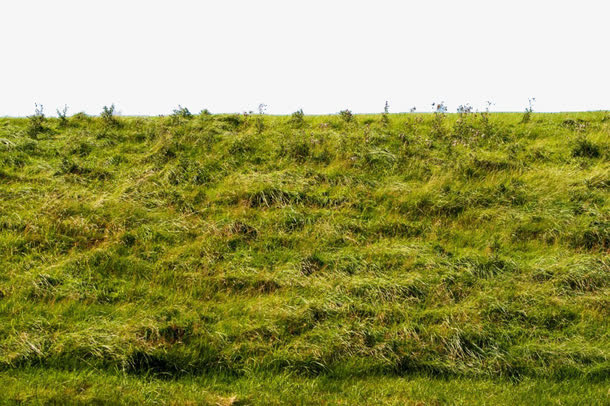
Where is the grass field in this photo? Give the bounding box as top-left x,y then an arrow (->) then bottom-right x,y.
0,109 -> 608,404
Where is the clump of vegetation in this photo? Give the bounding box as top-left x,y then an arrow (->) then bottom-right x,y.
572,137 -> 600,158
72,111 -> 90,121
521,97 -> 535,123
453,104 -> 476,140
300,254 -> 326,276
101,104 -> 118,127
255,103 -> 267,133
169,105 -> 193,125
0,110 -> 608,404
562,118 -> 588,132
172,105 -> 193,119
26,103 -> 46,137
289,109 -> 305,128
339,109 -> 354,123
56,105 -> 69,127
456,104 -> 473,114
381,101 -> 390,127
431,101 -> 447,136
478,101 -> 495,136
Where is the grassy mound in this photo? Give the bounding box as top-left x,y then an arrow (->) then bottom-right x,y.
0,110 -> 608,404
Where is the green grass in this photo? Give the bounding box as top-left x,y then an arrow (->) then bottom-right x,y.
0,110 -> 608,404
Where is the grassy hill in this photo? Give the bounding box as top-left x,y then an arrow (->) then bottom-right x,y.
0,109 -> 608,404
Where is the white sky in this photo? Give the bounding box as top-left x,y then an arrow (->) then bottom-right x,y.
1,0 -> 608,116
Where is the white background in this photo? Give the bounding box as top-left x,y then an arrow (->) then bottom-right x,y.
1,0 -> 608,116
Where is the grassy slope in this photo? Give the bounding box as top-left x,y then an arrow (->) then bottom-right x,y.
0,111 -> 608,404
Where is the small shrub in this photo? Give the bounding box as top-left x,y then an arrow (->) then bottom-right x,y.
27,103 -> 46,137
339,109 -> 354,123
101,104 -> 118,127
56,104 -> 69,127
171,105 -> 193,120
289,109 -> 305,128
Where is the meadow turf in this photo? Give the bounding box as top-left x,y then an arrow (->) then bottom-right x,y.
0,110 -> 608,404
